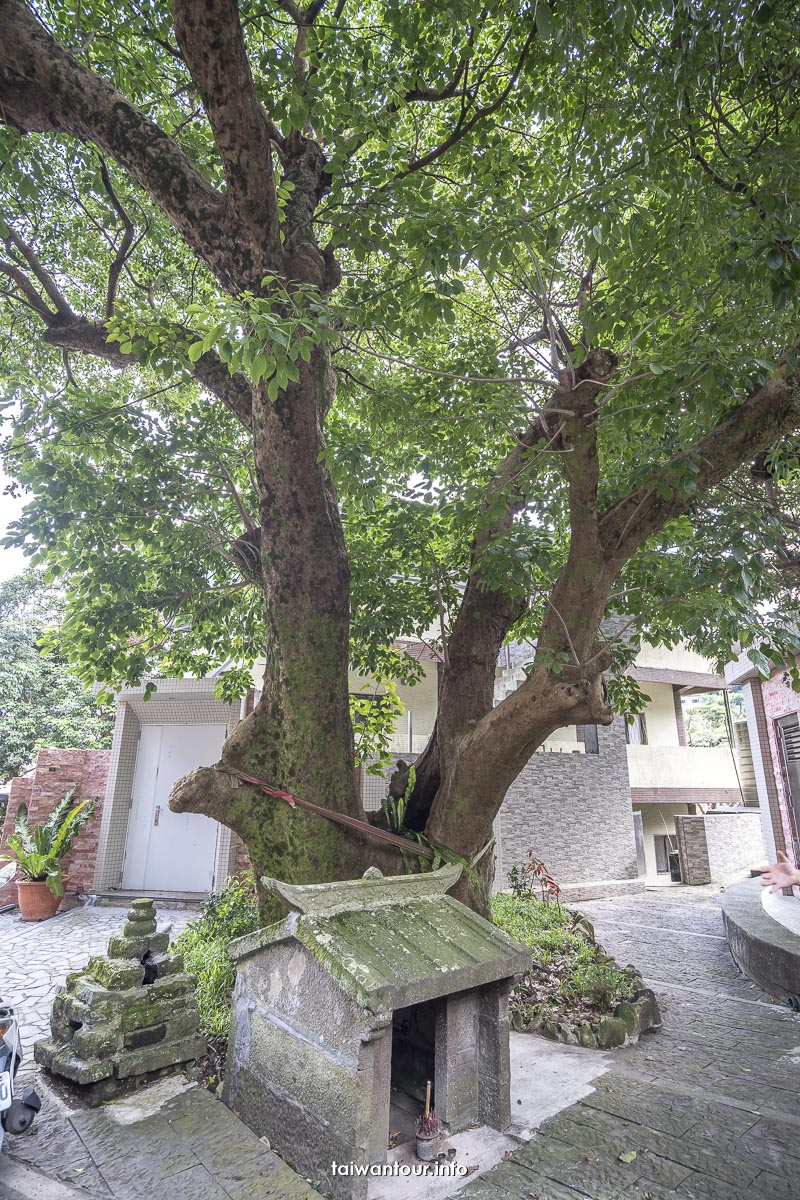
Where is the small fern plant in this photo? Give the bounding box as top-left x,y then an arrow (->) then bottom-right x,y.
0,789 -> 97,897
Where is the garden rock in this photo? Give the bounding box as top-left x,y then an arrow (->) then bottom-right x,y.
34,898 -> 205,1095
596,1015 -> 628,1049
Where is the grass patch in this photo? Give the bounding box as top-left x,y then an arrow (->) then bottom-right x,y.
490,893 -> 637,1033
176,872 -> 260,1039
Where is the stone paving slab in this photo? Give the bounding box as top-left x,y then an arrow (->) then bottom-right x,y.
2,905 -> 192,1050
462,888 -> 800,1200
1,1077 -> 322,1200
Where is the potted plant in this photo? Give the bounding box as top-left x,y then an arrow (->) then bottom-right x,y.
0,790 -> 97,921
415,1081 -> 440,1161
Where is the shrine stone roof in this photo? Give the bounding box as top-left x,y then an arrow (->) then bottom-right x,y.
228,865 -> 530,1015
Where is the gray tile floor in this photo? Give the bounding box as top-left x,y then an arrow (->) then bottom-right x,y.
1,904 -> 192,1049
463,888 -> 800,1200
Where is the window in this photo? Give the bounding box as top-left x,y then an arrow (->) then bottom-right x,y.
576,724 -> 599,754
625,713 -> 648,745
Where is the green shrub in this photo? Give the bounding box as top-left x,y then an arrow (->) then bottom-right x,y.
491,892 -> 636,1028
176,872 -> 260,1039
491,893 -> 593,962
559,962 -> 635,1011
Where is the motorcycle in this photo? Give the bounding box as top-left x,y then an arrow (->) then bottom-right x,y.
0,866 -> 41,1151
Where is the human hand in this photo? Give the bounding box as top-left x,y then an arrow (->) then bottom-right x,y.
760,851 -> 800,893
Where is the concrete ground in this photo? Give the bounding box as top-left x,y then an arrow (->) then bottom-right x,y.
4,889 -> 800,1200
0,904 -> 193,1050
462,887 -> 800,1200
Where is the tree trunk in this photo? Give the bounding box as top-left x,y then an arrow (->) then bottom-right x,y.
171,345 -> 387,915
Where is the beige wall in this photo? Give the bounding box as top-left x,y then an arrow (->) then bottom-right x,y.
627,744 -> 740,790
636,802 -> 691,879
642,682 -> 680,746
635,641 -> 719,675
349,664 -> 438,753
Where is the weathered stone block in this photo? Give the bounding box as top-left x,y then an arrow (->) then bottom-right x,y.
578,1022 -> 596,1048
166,1009 -> 200,1040
70,980 -> 124,1016
149,972 -> 196,1003
114,1033 -> 206,1079
118,993 -> 162,1032
34,1039 -> 114,1085
123,1023 -> 166,1050
633,994 -> 662,1033
597,1016 -> 627,1049
86,957 -> 144,991
151,951 -> 184,977
148,931 -> 171,955
614,1001 -> 639,1038
37,899 -> 203,1092
106,935 -> 150,961
72,1023 -> 123,1060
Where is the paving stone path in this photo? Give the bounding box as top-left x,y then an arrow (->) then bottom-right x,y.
464,888 -> 800,1200
1,904 -> 192,1050
1,904 -> 319,1200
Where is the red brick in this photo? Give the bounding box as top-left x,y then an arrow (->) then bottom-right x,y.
0,749 -> 110,904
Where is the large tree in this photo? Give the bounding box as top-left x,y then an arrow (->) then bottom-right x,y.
1,0 -> 799,911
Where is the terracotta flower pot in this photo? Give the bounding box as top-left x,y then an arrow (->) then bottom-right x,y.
16,881 -> 60,922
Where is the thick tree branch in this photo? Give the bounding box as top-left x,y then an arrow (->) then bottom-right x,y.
0,223 -> 255,428
0,256 -> 53,319
5,230 -> 73,318
172,0 -> 282,269
404,349 -> 618,831
601,370 -> 800,561
0,0 -> 228,282
454,359 -> 800,802
40,316 -> 254,430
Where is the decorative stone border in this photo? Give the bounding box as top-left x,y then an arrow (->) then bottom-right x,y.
513,909 -> 662,1049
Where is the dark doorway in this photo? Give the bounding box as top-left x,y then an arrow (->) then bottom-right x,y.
390,1000 -> 437,1146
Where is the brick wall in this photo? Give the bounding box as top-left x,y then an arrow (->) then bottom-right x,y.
0,748 -> 111,905
494,715 -> 641,897
674,814 -> 712,884
760,661 -> 800,860
704,810 -> 766,880
675,809 -> 765,885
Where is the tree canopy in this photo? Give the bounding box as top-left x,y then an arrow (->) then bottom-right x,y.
1,0 -> 799,904
0,571 -> 114,781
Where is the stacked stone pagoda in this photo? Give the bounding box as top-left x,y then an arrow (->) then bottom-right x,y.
35,898 -> 205,1095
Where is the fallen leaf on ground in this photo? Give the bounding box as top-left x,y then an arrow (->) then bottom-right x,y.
618,1149 -> 637,1163
584,1155 -> 600,1165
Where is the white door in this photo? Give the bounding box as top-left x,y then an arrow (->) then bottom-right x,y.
122,724 -> 226,892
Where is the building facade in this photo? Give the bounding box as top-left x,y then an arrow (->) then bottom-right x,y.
724,650 -> 800,870
0,642 -> 767,904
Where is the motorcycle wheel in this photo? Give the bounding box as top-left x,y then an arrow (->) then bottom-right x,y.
2,1099 -> 38,1134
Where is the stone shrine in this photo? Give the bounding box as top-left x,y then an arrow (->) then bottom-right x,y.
35,898 -> 205,1094
225,864 -> 531,1200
